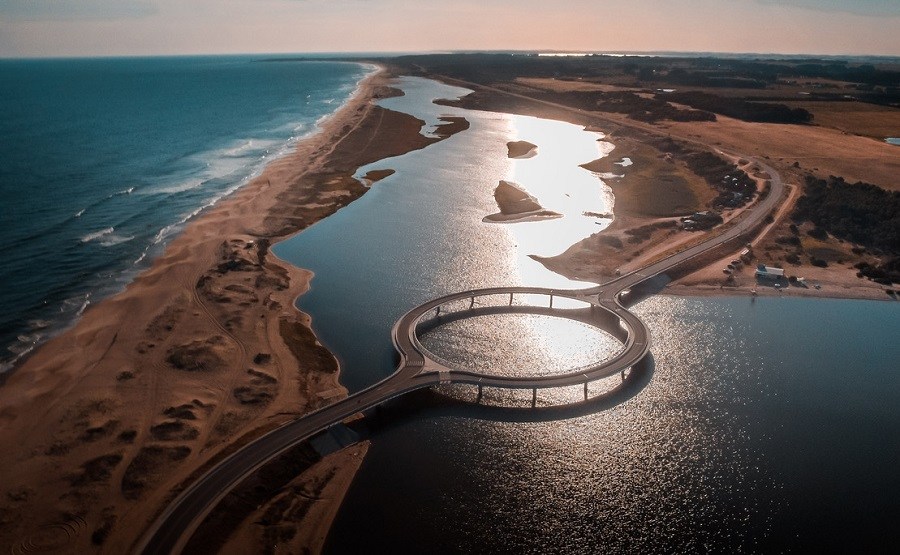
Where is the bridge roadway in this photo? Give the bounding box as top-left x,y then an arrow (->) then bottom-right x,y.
138,159 -> 783,554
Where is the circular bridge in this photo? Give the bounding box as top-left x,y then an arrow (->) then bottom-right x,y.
391,286 -> 650,393
139,157 -> 784,555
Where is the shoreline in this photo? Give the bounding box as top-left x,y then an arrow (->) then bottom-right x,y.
0,64 -> 467,553
429,73 -> 897,303
2,64 -> 894,555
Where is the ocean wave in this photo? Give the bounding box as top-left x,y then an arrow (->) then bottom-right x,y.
99,234 -> 135,247
221,138 -> 278,158
150,178 -> 205,195
69,187 -> 135,221
148,142 -> 266,196
27,319 -> 51,330
60,292 -> 91,317
81,227 -> 115,243
133,249 -> 149,265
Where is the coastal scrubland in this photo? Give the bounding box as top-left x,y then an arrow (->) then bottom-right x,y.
2,51 -> 898,555
379,53 -> 899,297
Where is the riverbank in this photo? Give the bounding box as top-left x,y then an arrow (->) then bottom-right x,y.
0,66 -> 468,553
426,73 -> 897,302
2,63 -> 893,555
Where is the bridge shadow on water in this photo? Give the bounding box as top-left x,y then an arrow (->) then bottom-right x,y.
348,354 -> 655,442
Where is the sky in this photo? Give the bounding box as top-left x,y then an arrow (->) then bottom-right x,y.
1,0 -> 899,58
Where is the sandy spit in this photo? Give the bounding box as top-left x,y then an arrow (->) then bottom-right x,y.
0,66 -> 466,553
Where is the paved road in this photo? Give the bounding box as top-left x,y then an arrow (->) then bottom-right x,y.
137,110 -> 784,555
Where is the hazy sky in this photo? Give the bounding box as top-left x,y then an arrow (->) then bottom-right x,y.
2,0 -> 899,58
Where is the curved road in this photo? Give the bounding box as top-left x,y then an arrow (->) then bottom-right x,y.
138,157 -> 783,554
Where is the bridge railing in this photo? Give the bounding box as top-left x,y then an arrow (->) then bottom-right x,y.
408,290 -> 632,386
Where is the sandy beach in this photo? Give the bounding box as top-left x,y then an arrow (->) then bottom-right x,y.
0,66 -> 468,553
1,59 -> 896,554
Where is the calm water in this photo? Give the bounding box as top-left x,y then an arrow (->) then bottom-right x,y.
273,77 -> 900,552
420,313 -> 622,378
332,296 -> 900,553
0,56 -> 370,371
275,77 -> 612,391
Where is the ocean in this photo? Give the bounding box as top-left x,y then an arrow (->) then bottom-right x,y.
0,55 -> 371,372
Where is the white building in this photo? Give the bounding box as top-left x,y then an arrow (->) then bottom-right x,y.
755,264 -> 785,280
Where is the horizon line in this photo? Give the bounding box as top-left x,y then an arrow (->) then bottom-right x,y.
3,49 -> 900,62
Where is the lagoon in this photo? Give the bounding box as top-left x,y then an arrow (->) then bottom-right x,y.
274,76 -> 900,552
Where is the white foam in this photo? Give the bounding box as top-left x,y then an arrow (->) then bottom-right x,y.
99,234 -> 135,247
81,227 -> 114,243
107,186 -> 135,198
149,178 -> 205,195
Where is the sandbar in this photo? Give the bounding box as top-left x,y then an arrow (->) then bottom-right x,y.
507,140 -> 538,159
0,66 -> 468,553
483,180 -> 563,223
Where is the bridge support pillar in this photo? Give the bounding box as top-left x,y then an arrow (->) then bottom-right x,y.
436,305 -> 441,316
532,388 -> 537,407
469,296 -> 475,309
509,293 -> 513,306
584,382 -> 588,401
549,295 -> 553,308
477,384 -> 483,403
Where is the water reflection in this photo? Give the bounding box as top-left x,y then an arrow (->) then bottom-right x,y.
505,116 -> 611,286
420,313 -> 621,377
276,75 -> 900,552
352,76 -> 611,291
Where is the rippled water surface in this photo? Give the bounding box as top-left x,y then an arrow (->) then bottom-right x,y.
273,77 -> 900,553
330,296 -> 900,553
0,56 -> 370,371
275,76 -> 612,391
421,313 -> 622,377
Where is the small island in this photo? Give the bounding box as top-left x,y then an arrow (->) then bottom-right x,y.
484,180 -> 563,223
507,140 -> 538,159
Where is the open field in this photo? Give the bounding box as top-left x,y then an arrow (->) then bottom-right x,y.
381,53 -> 899,298
779,100 -> 900,139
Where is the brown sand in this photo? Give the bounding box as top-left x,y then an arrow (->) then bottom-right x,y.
214,442 -> 369,554
433,74 -> 897,299
2,67 -> 894,553
0,68 -> 469,553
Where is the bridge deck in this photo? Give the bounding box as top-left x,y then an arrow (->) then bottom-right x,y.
138,150 -> 784,554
